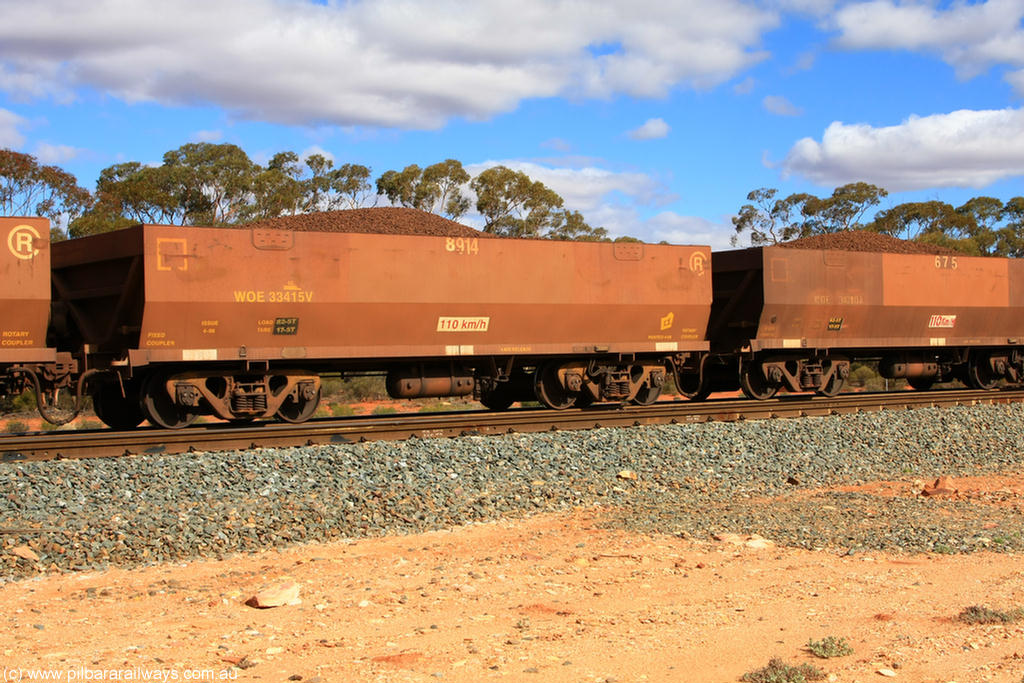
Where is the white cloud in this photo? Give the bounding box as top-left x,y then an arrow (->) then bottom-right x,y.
0,107 -> 25,147
0,0 -> 778,129
300,145 -> 335,164
468,159 -> 676,215
833,0 -> 1024,93
1008,68 -> 1024,93
462,159 -> 692,241
762,94 -> 803,116
455,158 -> 737,246
732,76 -> 756,95
547,203 -> 735,246
781,108 -> 1024,191
191,129 -> 222,143
772,0 -> 838,16
33,141 -> 81,163
519,200 -> 733,247
791,51 -> 816,72
576,203 -> 646,239
646,211 -> 734,250
626,118 -> 670,140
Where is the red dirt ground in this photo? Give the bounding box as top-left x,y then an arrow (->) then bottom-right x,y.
3,491 -> 1024,683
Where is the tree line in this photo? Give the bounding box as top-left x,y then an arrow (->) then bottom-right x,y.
3,144 -> 1023,253
0,144 -> 608,241
733,182 -> 1024,256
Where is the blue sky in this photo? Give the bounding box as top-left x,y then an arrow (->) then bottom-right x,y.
1,0 -> 1022,248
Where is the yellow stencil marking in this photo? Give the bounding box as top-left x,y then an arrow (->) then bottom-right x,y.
156,238 -> 188,271
7,224 -> 40,260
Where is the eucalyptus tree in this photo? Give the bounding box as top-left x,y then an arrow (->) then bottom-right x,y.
0,149 -> 91,235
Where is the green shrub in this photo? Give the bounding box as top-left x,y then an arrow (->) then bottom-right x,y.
741,658 -> 825,683
848,363 -> 876,388
319,376 -> 344,398
957,605 -> 1024,625
847,361 -> 910,392
4,420 -> 30,434
337,376 -> 388,402
806,636 -> 853,658
13,390 -> 37,413
3,388 -> 81,415
418,401 -> 459,413
330,403 -> 355,417
371,406 -> 397,415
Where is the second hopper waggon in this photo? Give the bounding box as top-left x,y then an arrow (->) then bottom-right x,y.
50,220 -> 713,428
700,242 -> 1024,399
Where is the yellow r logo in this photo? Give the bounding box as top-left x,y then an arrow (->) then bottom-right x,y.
7,224 -> 40,260
689,251 -> 707,275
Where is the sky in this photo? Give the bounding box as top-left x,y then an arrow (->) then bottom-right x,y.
0,0 -> 1022,249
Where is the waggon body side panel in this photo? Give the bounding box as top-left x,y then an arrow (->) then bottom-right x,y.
712,246 -> 1024,353
54,225 -> 712,366
0,217 -> 54,364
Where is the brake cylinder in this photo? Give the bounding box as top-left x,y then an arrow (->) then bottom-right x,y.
879,356 -> 938,380
386,367 -> 475,399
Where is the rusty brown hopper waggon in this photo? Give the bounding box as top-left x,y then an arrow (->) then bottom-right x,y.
706,244 -> 1024,399
49,223 -> 712,428
0,217 -> 77,412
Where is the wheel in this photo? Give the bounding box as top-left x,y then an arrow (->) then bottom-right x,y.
906,376 -> 935,391
141,373 -> 199,429
91,381 -> 145,430
277,387 -> 321,423
533,363 -> 577,410
630,383 -> 662,405
965,352 -> 998,390
739,361 -> 778,400
815,367 -> 846,397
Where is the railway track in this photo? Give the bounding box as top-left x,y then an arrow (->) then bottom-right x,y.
2,387 -> 1023,462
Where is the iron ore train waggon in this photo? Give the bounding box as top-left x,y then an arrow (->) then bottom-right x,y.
1,210 -> 1022,430
704,244 -> 1024,399
3,214 -> 712,428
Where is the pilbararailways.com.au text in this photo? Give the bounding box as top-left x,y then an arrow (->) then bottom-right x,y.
2,668 -> 238,682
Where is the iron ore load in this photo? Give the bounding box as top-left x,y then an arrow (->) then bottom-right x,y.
701,232 -> 1024,399
41,209 -> 713,428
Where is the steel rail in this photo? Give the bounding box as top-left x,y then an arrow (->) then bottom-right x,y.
2,387 -> 1023,462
